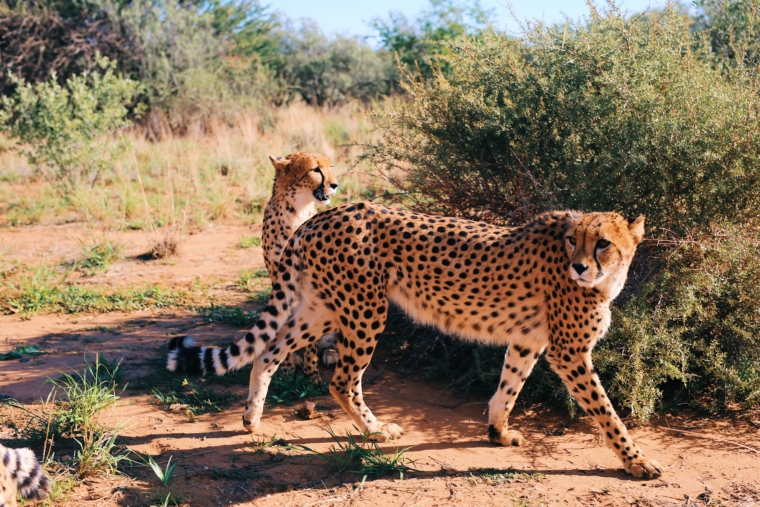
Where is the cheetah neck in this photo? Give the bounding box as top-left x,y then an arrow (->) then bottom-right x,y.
262,185 -> 317,278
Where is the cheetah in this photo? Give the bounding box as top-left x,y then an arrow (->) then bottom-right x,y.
169,152 -> 340,382
167,203 -> 663,479
0,443 -> 50,507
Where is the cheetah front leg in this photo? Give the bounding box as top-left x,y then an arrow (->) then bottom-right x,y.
488,343 -> 544,447
330,322 -> 402,442
546,349 -> 663,479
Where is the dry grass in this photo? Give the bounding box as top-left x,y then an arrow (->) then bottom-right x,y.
0,102 -> 385,231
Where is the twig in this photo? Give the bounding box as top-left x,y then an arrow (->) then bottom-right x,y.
365,366 -> 386,383
232,481 -> 253,495
656,425 -> 760,454
400,484 -> 424,507
302,494 -> 351,507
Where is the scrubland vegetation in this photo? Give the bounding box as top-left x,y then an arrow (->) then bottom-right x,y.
1,0 -> 759,441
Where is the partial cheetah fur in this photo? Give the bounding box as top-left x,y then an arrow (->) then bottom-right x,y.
168,152 -> 340,382
0,443 -> 50,507
167,203 -> 663,479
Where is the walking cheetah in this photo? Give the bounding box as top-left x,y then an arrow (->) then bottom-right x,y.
168,152 -> 340,382
0,444 -> 50,507
167,203 -> 663,479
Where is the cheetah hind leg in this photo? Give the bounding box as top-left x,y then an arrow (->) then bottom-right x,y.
243,302 -> 332,431
300,343 -> 323,385
279,352 -> 300,377
330,323 -> 402,442
487,344 -> 543,447
318,331 -> 340,368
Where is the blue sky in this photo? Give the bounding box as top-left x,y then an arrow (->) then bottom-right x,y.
270,0 -> 668,39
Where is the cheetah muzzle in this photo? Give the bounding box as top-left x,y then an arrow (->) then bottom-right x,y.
167,203 -> 663,480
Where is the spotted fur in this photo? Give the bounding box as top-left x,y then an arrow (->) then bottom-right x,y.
167,152 -> 340,381
0,444 -> 50,507
167,203 -> 662,479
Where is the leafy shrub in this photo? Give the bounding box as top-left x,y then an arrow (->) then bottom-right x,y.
98,0 -> 274,130
0,0 -> 135,97
370,0 -> 493,83
367,5 -> 760,232
694,0 -> 760,70
599,230 -> 760,419
0,55 -> 141,189
367,4 -> 760,419
275,20 -> 394,107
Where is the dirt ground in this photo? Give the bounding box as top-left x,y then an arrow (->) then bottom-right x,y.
1,224 -> 759,507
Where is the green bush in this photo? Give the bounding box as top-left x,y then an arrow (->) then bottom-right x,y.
0,55 -> 141,189
366,3 -> 760,419
275,20 -> 394,106
0,0 -> 135,97
370,0 -> 493,83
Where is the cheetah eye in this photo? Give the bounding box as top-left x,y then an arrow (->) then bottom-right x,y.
596,239 -> 611,249
312,167 -> 321,173
566,237 -> 576,246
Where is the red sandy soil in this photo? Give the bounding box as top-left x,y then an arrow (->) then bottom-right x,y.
1,224 -> 759,507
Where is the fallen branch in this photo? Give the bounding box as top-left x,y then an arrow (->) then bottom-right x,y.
656,425 -> 760,454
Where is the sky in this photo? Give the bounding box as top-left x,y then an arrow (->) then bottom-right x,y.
270,0 -> 668,39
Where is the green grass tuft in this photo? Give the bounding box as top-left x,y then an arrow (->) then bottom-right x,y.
237,235 -> 262,249
1,265 -> 192,318
314,425 -> 417,479
197,303 -> 261,328
267,371 -> 328,407
77,237 -> 124,275
152,379 -> 238,418
236,268 -> 269,292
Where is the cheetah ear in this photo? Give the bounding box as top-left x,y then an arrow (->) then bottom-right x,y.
629,215 -> 645,245
563,211 -> 582,225
269,155 -> 291,173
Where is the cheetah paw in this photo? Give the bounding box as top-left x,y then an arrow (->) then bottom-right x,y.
368,423 -> 404,441
626,458 -> 663,479
241,415 -> 259,434
321,348 -> 339,368
488,426 -> 524,447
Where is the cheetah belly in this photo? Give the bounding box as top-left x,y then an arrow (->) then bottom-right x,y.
386,284 -> 550,349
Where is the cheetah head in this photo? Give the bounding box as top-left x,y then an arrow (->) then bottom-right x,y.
269,152 -> 339,204
564,212 -> 645,289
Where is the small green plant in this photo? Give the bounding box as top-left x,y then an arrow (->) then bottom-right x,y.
267,371 -> 328,407
237,235 -> 262,249
198,303 -> 260,327
143,455 -> 178,487
77,237 -> 124,275
8,357 -> 130,479
236,268 -> 269,292
152,379 -> 238,417
314,425 -> 417,479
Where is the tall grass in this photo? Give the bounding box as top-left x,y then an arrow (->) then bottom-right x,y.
0,102 -> 382,230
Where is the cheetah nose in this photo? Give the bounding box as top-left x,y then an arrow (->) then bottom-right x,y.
572,263 -> 588,275
330,183 -> 338,189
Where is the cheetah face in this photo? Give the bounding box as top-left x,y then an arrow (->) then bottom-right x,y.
269,152 -> 339,204
564,212 -> 645,288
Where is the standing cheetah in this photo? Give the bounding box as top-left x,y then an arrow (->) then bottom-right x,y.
0,444 -> 50,507
167,203 -> 663,479
169,152 -> 340,382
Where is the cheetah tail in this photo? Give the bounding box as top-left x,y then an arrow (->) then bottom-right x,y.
1,445 -> 51,500
166,261 -> 300,376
